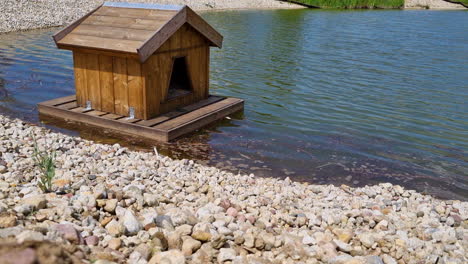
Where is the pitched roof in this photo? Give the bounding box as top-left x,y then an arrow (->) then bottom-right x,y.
53,2 -> 223,62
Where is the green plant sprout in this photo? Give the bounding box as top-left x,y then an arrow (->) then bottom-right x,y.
31,133 -> 56,193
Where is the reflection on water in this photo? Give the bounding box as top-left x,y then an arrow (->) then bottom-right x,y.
0,9 -> 467,200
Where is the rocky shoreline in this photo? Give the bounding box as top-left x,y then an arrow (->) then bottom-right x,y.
0,114 -> 466,263
1,0 -> 466,34
0,0 -> 302,34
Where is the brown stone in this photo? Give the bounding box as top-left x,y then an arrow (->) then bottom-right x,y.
0,215 -> 17,228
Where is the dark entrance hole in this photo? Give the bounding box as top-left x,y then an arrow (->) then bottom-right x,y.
167,56 -> 192,100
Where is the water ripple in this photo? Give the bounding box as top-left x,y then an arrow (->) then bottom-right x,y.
0,9 -> 467,199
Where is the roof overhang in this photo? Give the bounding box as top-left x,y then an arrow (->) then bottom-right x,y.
53,2 -> 223,63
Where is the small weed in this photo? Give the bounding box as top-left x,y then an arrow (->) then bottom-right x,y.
31,133 -> 56,193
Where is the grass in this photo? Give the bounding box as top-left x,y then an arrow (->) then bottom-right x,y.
449,0 -> 468,7
289,0 -> 404,8
32,134 -> 56,193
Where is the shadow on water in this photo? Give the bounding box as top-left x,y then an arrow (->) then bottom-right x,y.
37,111 -> 245,162
0,9 -> 467,200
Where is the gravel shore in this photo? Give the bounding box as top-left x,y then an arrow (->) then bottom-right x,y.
0,114 -> 466,263
0,0 -> 302,34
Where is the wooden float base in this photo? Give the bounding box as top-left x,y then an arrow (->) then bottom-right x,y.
38,95 -> 244,142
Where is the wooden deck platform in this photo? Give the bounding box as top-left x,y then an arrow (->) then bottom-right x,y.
38,95 -> 244,142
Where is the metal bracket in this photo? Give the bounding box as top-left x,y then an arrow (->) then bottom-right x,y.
85,101 -> 92,110
126,107 -> 135,120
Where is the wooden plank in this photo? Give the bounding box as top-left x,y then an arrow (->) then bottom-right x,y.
137,110 -> 186,127
99,55 -> 115,113
137,96 -> 223,127
53,5 -> 102,43
188,47 -> 201,98
73,51 -> 87,106
86,110 -> 107,116
85,53 -> 101,110
38,95 -> 244,142
59,34 -> 141,54
70,107 -> 90,113
38,103 -> 167,141
181,95 -> 224,112
155,98 -> 244,140
72,24 -> 154,42
142,55 -> 161,118
39,95 -> 76,106
82,15 -> 167,31
186,7 -> 223,48
117,117 -> 141,123
113,57 -> 129,116
127,59 -> 144,119
205,47 -> 210,97
57,102 -> 78,110
93,7 -> 178,20
69,47 -> 139,60
101,113 -> 123,120
137,7 -> 187,62
168,98 -> 243,140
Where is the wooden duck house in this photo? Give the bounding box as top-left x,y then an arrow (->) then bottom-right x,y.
38,2 -> 243,141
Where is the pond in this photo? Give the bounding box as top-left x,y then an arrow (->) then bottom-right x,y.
0,9 -> 467,200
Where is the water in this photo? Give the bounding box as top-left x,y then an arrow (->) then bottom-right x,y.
0,9 -> 467,200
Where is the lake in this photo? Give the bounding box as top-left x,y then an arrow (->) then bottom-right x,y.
0,9 -> 466,200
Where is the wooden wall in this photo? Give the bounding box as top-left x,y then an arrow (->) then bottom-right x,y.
73,52 -> 145,118
72,23 -> 210,120
142,24 -> 210,118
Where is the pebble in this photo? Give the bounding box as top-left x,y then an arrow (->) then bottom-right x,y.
108,238 -> 122,250
121,209 -> 142,235
104,199 -> 118,213
191,231 -> 211,242
85,235 -> 99,246
148,249 -> 185,264
0,115 -> 464,263
106,220 -> 124,237
182,237 -> 201,256
54,224 -> 82,244
0,215 -> 17,228
218,248 -> 237,262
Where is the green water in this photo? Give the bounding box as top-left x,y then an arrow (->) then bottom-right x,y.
0,9 -> 467,199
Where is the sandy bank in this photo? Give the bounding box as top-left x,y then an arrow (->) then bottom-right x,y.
0,0 -> 303,34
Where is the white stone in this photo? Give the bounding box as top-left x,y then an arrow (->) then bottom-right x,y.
122,210 -> 142,236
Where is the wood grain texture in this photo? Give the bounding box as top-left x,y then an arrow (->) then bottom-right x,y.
38,95 -> 243,142
38,103 -> 167,141
82,15 -> 167,30
40,95 -> 76,106
186,7 -> 223,48
85,53 -> 101,110
127,59 -> 144,119
69,47 -> 139,59
73,52 -> 87,106
70,107 -> 89,113
156,24 -> 206,53
53,5 -> 102,43
137,7 -> 187,62
204,46 -> 210,97
57,101 -> 78,110
101,113 -> 123,120
113,57 -> 129,116
93,6 -> 178,20
60,34 -> 141,53
71,25 -> 154,42
157,97 -> 244,140
99,55 -> 115,112
87,110 -> 107,116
